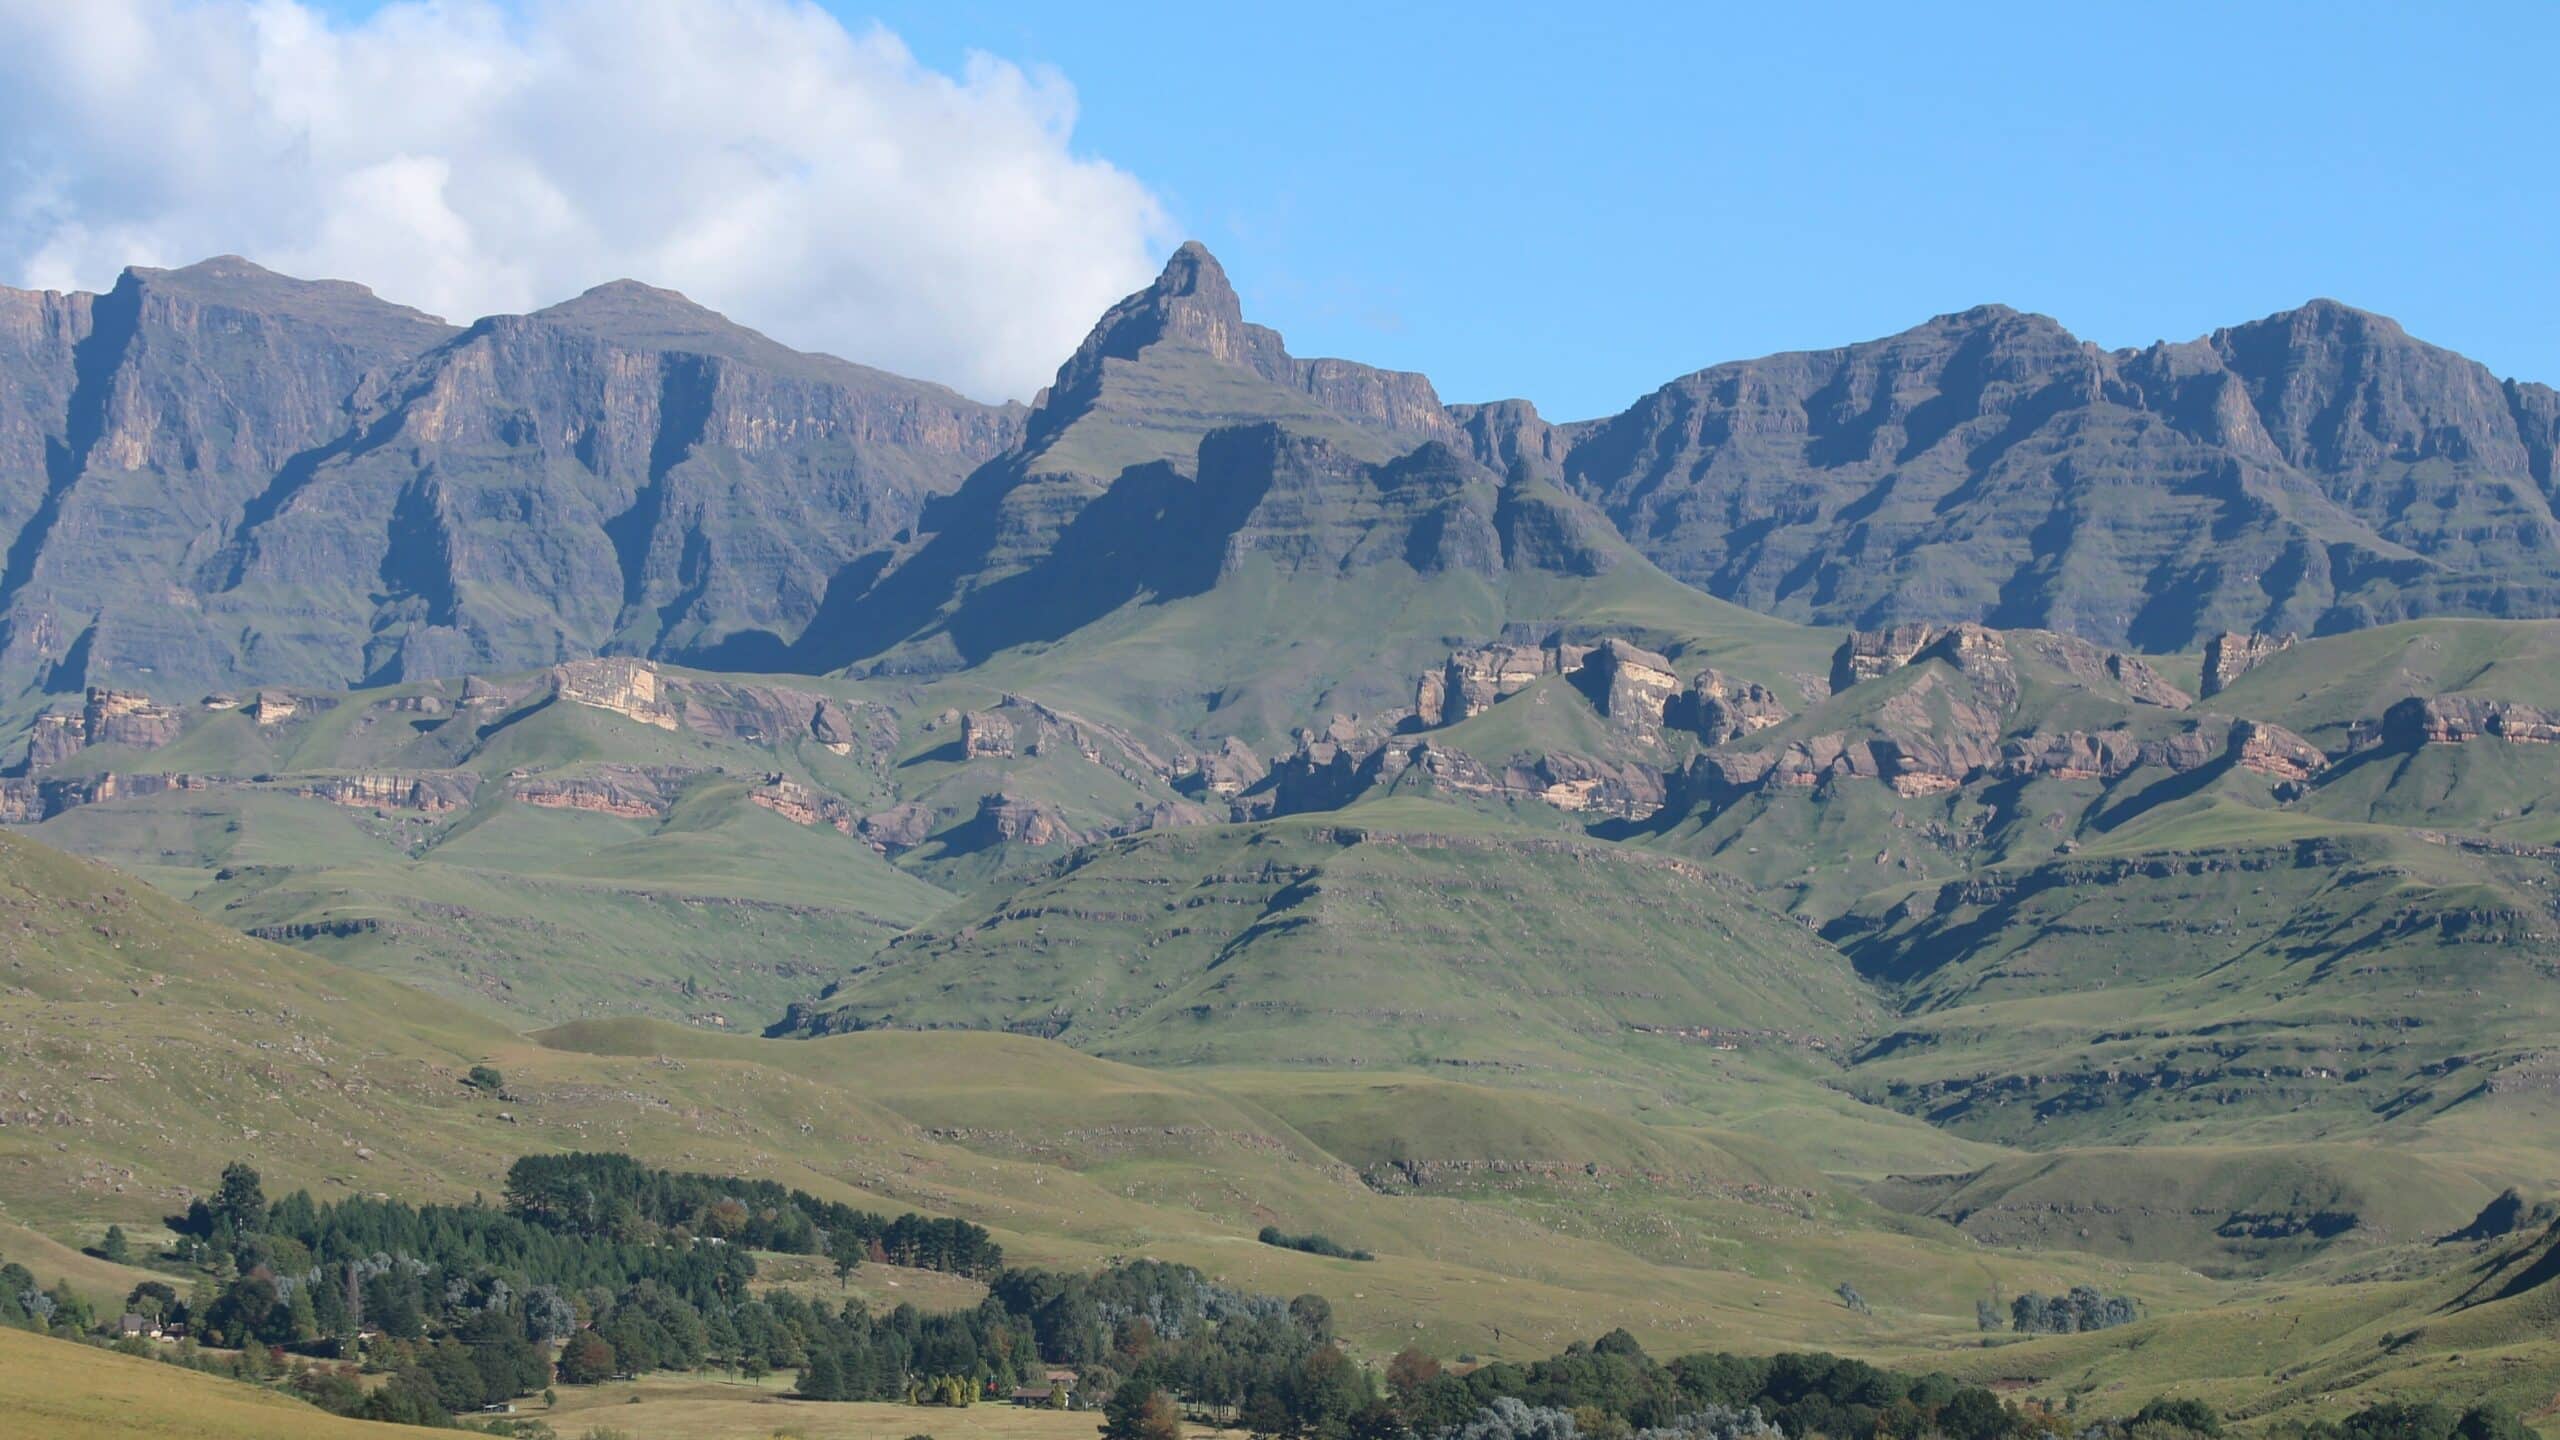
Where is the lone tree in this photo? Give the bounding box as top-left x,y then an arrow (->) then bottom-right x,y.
98,1224 -> 130,1264
212,1161 -> 266,1233
466,1064 -> 504,1093
1835,1281 -> 1872,1315
1102,1380 -> 1184,1440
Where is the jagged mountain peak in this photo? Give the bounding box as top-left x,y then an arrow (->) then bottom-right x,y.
1034,241 -> 1278,424
1154,239 -> 1241,308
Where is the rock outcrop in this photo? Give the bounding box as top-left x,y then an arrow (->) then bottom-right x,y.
1693,712 -> 2327,803
1666,667 -> 1792,746
1831,625 -> 1949,694
296,772 -> 480,814
1570,639 -> 1683,741
2374,696 -> 2560,749
21,688 -> 186,770
960,710 -> 1015,758
0,771 -> 208,822
552,658 -> 678,730
510,765 -> 695,819
856,802 -> 937,853
749,776 -> 858,833
963,793 -> 1091,849
2202,631 -> 2297,697
1414,641 -> 1587,727
2230,719 -> 2328,782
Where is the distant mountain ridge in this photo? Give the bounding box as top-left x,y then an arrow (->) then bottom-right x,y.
0,256 -> 1020,695
1511,298 -> 2560,648
3,246 -> 2557,698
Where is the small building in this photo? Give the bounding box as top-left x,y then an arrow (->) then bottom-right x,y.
118,1313 -> 159,1339
1011,1386 -> 1058,1407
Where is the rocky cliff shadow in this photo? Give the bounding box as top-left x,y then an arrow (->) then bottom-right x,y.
2086,754 -> 2238,834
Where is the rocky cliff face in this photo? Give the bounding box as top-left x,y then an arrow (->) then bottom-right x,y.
0,258 -> 459,691
0,259 -> 1018,695
9,248 -> 2560,704
1535,300 -> 2560,650
20,687 -> 185,770
2373,695 -> 2560,748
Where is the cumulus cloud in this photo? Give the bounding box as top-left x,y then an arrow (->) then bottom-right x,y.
0,0 -> 1173,400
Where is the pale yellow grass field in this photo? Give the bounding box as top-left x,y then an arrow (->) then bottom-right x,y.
542,1374 -> 1234,1440
0,1326 -> 447,1440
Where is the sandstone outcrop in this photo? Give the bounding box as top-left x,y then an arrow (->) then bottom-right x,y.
1571,639 -> 1683,740
1413,641 -> 1586,726
2230,719 -> 2327,782
1831,625 -> 1949,694
552,658 -> 678,729
0,771 -> 208,822
510,765 -> 695,819
2201,631 -> 2297,697
1667,667 -> 1791,746
857,801 -> 938,853
250,690 -> 328,726
965,793 -> 1091,848
749,776 -> 858,833
22,688 -> 186,770
297,772 -> 479,813
1190,737 -> 1270,797
1692,712 -> 2327,803
960,710 -> 1015,758
2374,695 -> 2560,749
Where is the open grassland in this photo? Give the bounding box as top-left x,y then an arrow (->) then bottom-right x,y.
543,1373 -> 1153,1440
0,1326 -> 447,1440
0,829 -> 2181,1367
1886,1220 -> 2560,1433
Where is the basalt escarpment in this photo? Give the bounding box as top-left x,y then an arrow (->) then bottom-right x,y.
0,258 -> 1018,695
1539,299 -> 2560,649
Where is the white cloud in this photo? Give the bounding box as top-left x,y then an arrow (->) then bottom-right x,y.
0,0 -> 1173,401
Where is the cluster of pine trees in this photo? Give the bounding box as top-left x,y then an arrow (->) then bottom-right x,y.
2007,1288 -> 2137,1336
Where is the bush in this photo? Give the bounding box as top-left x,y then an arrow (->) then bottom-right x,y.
1258,1226 -> 1374,1261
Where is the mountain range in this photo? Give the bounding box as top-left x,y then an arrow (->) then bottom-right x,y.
5,246 -> 2559,701
10,241 -> 2560,1429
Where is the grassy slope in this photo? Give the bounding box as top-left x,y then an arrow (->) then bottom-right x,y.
18,677 -> 955,1025
2,828 -> 2164,1368
544,1374 -> 1141,1440
0,1326 -> 448,1440
1893,1218 -> 2560,1433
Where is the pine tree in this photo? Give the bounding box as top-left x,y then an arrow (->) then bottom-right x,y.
799,1346 -> 846,1401
99,1224 -> 130,1264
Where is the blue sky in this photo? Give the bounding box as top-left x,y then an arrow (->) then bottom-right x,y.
273,2 -> 2560,416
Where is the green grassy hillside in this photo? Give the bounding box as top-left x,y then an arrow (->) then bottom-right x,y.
0,1326 -> 450,1440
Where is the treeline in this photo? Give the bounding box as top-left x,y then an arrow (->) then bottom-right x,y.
1260,1226 -> 1375,1261
1388,1329 -> 2026,1440
142,1155 -> 1010,1423
46,1154 -> 2530,1440
500,1152 -> 1003,1275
